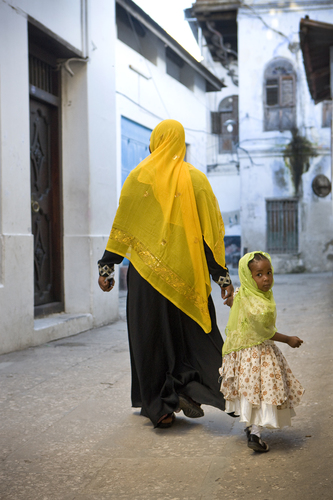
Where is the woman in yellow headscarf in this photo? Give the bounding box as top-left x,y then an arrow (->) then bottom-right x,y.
98,119 -> 233,428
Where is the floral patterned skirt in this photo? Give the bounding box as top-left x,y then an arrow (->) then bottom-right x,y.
219,340 -> 304,428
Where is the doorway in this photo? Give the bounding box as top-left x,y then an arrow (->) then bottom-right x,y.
29,51 -> 63,316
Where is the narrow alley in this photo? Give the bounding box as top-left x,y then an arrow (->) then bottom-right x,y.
0,271 -> 332,499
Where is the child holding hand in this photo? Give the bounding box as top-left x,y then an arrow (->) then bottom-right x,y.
219,251 -> 304,452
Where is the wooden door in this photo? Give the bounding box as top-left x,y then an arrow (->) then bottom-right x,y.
30,99 -> 63,314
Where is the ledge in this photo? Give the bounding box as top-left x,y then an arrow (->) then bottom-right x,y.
34,313 -> 93,344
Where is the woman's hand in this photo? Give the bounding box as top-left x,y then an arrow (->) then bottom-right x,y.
98,275 -> 115,292
221,284 -> 234,307
287,336 -> 303,348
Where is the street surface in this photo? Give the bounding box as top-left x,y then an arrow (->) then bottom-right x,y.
0,272 -> 332,499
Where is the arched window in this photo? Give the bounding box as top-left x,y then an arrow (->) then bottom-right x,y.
211,95 -> 238,153
264,58 -> 296,131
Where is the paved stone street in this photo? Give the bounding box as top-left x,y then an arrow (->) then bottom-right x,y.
0,272 -> 332,500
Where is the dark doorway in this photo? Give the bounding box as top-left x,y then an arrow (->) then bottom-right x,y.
29,50 -> 63,316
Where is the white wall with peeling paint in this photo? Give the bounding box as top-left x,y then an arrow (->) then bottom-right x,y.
236,2 -> 333,272
201,0 -> 333,273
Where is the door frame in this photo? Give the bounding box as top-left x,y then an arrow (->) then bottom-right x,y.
29,42 -> 64,317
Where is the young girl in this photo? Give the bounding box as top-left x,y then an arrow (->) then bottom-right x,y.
219,251 -> 304,452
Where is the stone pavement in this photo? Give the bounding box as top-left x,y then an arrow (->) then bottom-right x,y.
0,272 -> 332,500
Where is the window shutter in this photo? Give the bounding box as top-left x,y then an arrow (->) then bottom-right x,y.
281,76 -> 294,107
322,101 -> 332,128
211,112 -> 221,134
264,59 -> 296,131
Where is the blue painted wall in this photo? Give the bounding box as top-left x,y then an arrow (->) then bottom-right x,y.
121,117 -> 152,185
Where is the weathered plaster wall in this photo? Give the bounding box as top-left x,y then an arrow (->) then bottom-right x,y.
238,1 -> 333,272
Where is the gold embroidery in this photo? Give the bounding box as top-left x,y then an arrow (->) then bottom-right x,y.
110,227 -> 209,321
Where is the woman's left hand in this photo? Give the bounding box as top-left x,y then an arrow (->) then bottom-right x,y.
221,284 -> 234,307
98,275 -> 115,292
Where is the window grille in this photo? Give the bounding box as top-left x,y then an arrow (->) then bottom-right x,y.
264,59 -> 296,132
211,95 -> 239,153
266,199 -> 298,253
266,79 -> 278,105
29,55 -> 57,96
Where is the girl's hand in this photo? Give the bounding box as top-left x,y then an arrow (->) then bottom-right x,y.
287,336 -> 303,348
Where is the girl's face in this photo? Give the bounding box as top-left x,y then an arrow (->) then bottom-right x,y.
249,258 -> 273,292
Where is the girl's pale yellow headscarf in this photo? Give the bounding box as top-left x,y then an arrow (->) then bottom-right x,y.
222,251 -> 277,356
106,119 -> 226,332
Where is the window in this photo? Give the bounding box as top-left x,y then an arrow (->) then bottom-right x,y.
211,95 -> 238,153
165,47 -> 194,90
266,199 -> 298,253
264,59 -> 296,131
116,4 -> 157,65
322,101 -> 332,128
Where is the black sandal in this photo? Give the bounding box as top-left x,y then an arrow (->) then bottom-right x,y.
178,394 -> 204,418
247,434 -> 270,452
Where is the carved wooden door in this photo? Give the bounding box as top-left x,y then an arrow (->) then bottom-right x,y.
30,99 -> 62,313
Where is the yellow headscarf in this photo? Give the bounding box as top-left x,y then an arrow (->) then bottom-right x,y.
222,251 -> 277,356
106,119 -> 226,332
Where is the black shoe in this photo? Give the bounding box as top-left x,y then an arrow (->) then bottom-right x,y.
247,434 -> 269,452
178,394 -> 204,418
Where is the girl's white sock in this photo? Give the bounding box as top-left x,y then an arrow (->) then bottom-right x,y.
251,424 -> 262,437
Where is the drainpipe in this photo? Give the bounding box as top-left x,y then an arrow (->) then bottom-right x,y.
81,0 -> 89,59
330,47 -> 333,212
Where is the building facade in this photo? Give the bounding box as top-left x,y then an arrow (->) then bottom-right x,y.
0,0 -> 117,354
187,0 -> 333,273
115,0 -> 224,286
0,0 -> 224,354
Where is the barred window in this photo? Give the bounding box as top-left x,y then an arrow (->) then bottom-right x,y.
264,59 -> 296,132
322,101 -> 332,128
266,199 -> 298,253
211,95 -> 238,153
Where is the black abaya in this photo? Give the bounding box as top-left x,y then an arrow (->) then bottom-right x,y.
127,263 -> 225,426
99,244 -> 228,427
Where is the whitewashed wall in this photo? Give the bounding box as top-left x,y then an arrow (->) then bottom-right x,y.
0,3 -> 33,353
0,0 -> 117,354
115,34 -> 209,199
237,2 -> 333,272
200,43 -> 241,249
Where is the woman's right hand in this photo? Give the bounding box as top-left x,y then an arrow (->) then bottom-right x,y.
287,336 -> 303,348
98,275 -> 115,292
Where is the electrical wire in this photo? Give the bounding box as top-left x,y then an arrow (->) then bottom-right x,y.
120,8 -> 224,169
119,6 -> 278,171
126,10 -> 170,118
116,90 -> 164,121
123,7 -> 224,127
